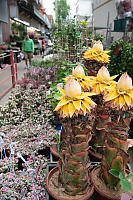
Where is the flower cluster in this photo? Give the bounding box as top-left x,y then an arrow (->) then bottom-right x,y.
0,155 -> 47,199
0,85 -> 50,126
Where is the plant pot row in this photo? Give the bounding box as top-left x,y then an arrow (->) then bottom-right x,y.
48,143 -> 133,200
46,165 -> 133,200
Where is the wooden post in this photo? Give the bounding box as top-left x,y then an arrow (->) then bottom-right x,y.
10,50 -> 15,87
14,53 -> 18,82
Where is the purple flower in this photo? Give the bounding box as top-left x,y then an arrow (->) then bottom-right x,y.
121,193 -> 133,200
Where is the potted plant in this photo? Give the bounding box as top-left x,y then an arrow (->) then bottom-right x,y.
88,66 -> 118,161
90,72 -> 133,200
50,64 -> 92,159
83,40 -> 110,76
46,78 -> 96,200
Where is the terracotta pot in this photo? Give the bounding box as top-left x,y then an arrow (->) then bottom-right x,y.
46,166 -> 94,200
50,141 -> 59,159
90,166 -> 133,200
88,150 -> 102,162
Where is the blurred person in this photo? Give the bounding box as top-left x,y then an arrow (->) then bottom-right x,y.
22,34 -> 34,68
39,39 -> 46,55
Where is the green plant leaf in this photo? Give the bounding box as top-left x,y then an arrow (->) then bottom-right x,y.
119,172 -> 124,180
120,179 -> 132,191
126,172 -> 133,180
109,169 -> 119,178
54,94 -> 61,99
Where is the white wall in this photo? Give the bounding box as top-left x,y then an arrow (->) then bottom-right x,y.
94,0 -> 116,29
76,0 -> 92,17
93,0 -> 123,40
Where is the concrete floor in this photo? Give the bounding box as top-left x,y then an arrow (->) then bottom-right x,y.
0,55 -> 42,106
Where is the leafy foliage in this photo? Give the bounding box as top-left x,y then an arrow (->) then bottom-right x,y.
94,33 -> 105,42
55,0 -> 70,25
109,169 -> 133,191
108,40 -> 133,78
50,19 -> 92,62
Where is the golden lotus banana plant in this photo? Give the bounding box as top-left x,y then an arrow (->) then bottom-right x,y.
89,67 -> 117,159
84,40 -> 110,64
104,72 -> 133,110
100,72 -> 133,190
54,78 -> 96,118
54,78 -> 96,195
90,66 -> 118,94
64,64 -> 91,91
83,40 -> 110,76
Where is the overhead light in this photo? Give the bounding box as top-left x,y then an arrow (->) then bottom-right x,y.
13,17 -> 30,26
27,26 -> 40,32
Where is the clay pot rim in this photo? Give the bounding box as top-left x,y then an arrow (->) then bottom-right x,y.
88,149 -> 102,160
46,166 -> 94,200
50,145 -> 59,158
90,166 -> 133,200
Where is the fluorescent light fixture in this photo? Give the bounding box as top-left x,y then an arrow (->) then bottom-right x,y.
13,17 -> 30,26
27,26 -> 41,32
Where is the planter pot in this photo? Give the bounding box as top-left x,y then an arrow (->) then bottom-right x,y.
90,166 -> 133,200
46,167 -> 94,200
50,145 -> 59,161
50,140 -> 59,160
88,150 -> 102,162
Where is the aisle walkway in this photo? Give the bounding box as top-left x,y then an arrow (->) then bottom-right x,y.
0,55 -> 42,106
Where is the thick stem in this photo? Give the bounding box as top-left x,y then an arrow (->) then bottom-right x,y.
58,114 -> 95,195
100,110 -> 132,189
84,60 -> 108,76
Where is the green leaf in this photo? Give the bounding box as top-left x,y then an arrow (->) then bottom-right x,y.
120,179 -> 132,191
126,172 -> 133,180
119,172 -> 124,180
54,94 -> 61,99
109,169 -> 120,178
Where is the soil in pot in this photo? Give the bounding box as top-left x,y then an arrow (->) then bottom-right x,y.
46,167 -> 94,200
91,167 -> 133,200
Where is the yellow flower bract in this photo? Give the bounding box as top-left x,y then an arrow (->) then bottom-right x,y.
64,64 -> 91,91
64,75 -> 91,91
104,86 -> 133,110
83,48 -> 110,63
90,66 -> 118,94
104,73 -> 133,110
54,86 -> 96,118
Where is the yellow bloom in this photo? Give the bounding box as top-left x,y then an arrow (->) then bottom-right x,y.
64,64 -> 91,91
90,66 -> 117,94
54,78 -> 96,118
104,73 -> 133,110
83,41 -> 110,63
